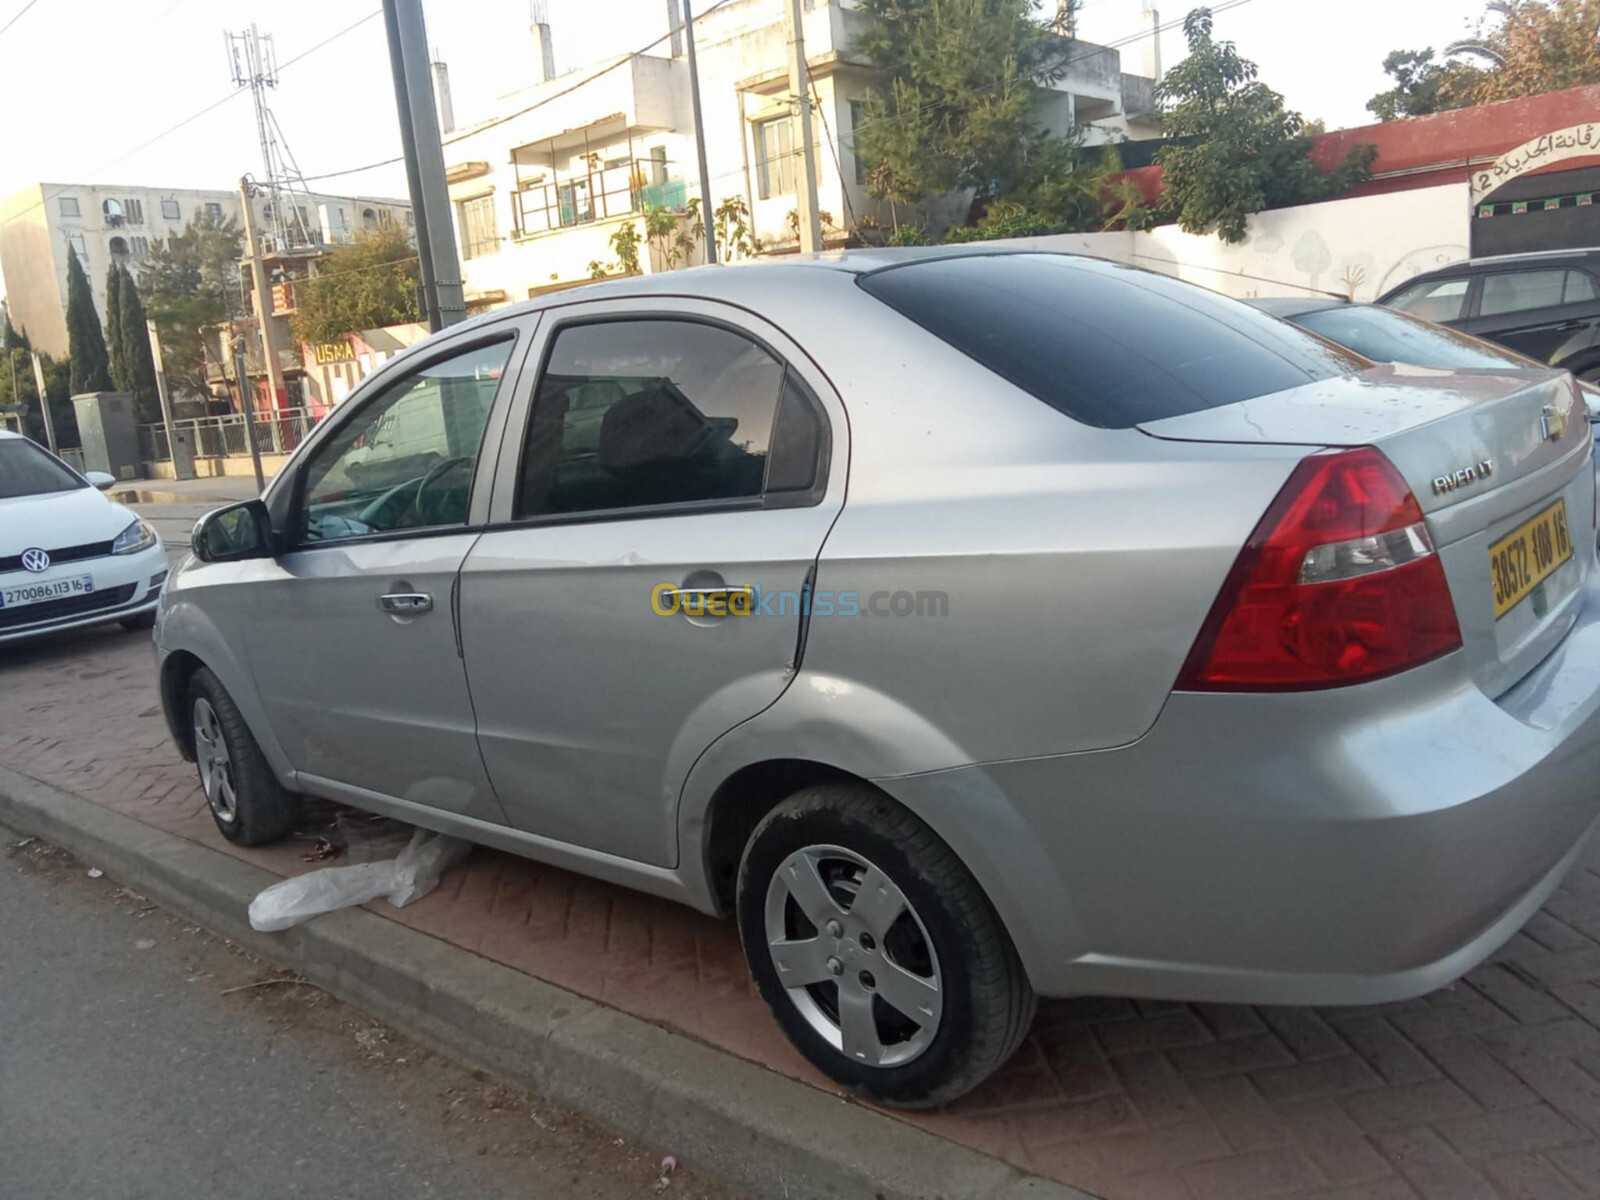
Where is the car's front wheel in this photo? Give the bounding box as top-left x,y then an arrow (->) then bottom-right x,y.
189,668 -> 299,846
736,783 -> 1035,1108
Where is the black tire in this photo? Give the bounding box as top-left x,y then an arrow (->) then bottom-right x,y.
736,783 -> 1035,1108
120,611 -> 157,631
188,667 -> 299,846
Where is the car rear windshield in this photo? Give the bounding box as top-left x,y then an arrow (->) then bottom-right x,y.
0,438 -> 85,499
855,254 -> 1367,428
1293,304 -> 1539,370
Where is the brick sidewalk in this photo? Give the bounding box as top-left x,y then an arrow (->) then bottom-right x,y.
6,629 -> 1600,1200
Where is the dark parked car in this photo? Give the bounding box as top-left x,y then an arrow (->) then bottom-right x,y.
1376,249 -> 1600,382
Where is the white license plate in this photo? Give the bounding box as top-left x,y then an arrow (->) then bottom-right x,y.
0,574 -> 94,608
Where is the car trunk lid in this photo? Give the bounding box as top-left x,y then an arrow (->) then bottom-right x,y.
1140,364 -> 1594,699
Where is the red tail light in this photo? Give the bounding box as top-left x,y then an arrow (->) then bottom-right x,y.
1177,447 -> 1462,691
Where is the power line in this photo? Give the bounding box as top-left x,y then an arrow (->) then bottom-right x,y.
0,11 -> 383,232
297,0 -> 744,186
0,0 -> 42,39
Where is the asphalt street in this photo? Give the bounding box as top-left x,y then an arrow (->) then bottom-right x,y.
134,501 -> 217,569
0,835 -> 735,1200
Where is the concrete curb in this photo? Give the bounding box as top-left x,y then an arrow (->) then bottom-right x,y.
111,488 -> 250,506
0,764 -> 1093,1200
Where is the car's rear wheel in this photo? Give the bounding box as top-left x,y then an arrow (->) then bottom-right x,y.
189,668 -> 298,846
736,783 -> 1035,1108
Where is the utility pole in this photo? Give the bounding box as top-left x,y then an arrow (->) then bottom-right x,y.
238,177 -> 290,416
146,320 -> 191,480
785,0 -> 823,254
230,333 -> 267,493
382,0 -> 466,330
29,353 -> 55,454
682,0 -> 717,264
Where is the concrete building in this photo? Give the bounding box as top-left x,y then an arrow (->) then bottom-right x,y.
441,0 -> 1160,310
0,181 -> 411,357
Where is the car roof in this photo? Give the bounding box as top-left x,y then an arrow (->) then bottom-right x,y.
1246,296 -> 1350,318
1388,247 -> 1600,287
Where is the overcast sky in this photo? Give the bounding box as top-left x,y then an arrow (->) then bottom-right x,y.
0,0 -> 1485,273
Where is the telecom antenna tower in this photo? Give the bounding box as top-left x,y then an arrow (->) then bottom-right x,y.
224,25 -> 318,252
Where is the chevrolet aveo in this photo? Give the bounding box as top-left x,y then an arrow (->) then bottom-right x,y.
0,430 -> 165,644
156,250 -> 1600,1107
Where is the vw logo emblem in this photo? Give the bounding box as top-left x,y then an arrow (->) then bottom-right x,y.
19,547 -> 50,573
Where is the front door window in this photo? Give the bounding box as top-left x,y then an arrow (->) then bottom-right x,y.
298,337 -> 515,543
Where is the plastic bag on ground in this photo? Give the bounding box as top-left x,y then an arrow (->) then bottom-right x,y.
248,829 -> 472,932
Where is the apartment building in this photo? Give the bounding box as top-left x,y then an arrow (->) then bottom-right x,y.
0,181 -> 410,356
441,0 -> 1160,309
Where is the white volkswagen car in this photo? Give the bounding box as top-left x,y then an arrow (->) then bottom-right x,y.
0,429 -> 165,644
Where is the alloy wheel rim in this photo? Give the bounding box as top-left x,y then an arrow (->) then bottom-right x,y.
764,844 -> 943,1068
192,698 -> 237,824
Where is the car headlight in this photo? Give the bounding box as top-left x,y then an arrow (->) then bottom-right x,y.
111,518 -> 159,555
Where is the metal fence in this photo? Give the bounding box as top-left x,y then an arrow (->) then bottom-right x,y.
137,406 -> 321,464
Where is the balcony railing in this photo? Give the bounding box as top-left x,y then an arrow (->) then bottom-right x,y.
513,157 -> 688,238
137,406 -> 321,464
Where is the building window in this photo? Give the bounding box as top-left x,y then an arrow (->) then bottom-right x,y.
109,236 -> 130,262
458,194 -> 498,259
124,198 -> 144,225
649,146 -> 669,186
556,179 -> 592,226
68,233 -> 87,263
58,196 -> 80,218
103,198 -> 125,228
754,116 -> 795,200
131,235 -> 150,261
362,206 -> 379,230
204,201 -> 223,223
849,100 -> 869,186
161,198 -> 181,221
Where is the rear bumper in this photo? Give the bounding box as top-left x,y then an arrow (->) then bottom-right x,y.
0,545 -> 167,645
887,574 -> 1600,1005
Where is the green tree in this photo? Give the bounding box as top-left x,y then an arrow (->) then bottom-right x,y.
290,227 -> 421,345
1153,8 -> 1376,243
0,317 -> 79,446
1369,1 -> 1600,119
65,250 -> 112,394
141,211 -> 246,401
117,268 -> 160,424
853,0 -> 1065,206
105,264 -> 126,390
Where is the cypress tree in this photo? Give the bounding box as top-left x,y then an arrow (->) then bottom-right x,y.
118,267 -> 160,423
65,250 -> 111,394
105,263 -> 126,390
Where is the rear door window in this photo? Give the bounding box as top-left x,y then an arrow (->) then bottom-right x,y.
516,318 -> 825,518
1478,269 -> 1590,316
1387,276 -> 1471,322
856,254 -> 1363,428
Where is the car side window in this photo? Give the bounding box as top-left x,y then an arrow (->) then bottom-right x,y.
1387,277 -> 1470,323
1479,269 -> 1581,317
297,337 -> 516,544
516,318 -> 818,519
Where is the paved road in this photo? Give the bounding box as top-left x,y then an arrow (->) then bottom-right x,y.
0,836 -> 733,1200
131,501 -> 216,569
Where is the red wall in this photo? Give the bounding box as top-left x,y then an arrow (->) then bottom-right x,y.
1116,85 -> 1600,205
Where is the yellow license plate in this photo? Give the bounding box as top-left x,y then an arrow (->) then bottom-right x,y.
1490,498 -> 1573,619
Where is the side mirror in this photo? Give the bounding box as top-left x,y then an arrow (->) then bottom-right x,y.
85,470 -> 116,491
191,499 -> 276,563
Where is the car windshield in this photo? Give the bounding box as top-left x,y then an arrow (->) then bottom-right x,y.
0,438 -> 85,500
1293,305 -> 1539,370
856,254 -> 1366,428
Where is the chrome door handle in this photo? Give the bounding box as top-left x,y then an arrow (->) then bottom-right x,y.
659,585 -> 755,615
379,592 -> 433,615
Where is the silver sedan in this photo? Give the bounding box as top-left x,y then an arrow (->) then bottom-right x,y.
156,250 -> 1600,1107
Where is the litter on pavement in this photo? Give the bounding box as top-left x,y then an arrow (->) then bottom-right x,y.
247,828 -> 471,932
